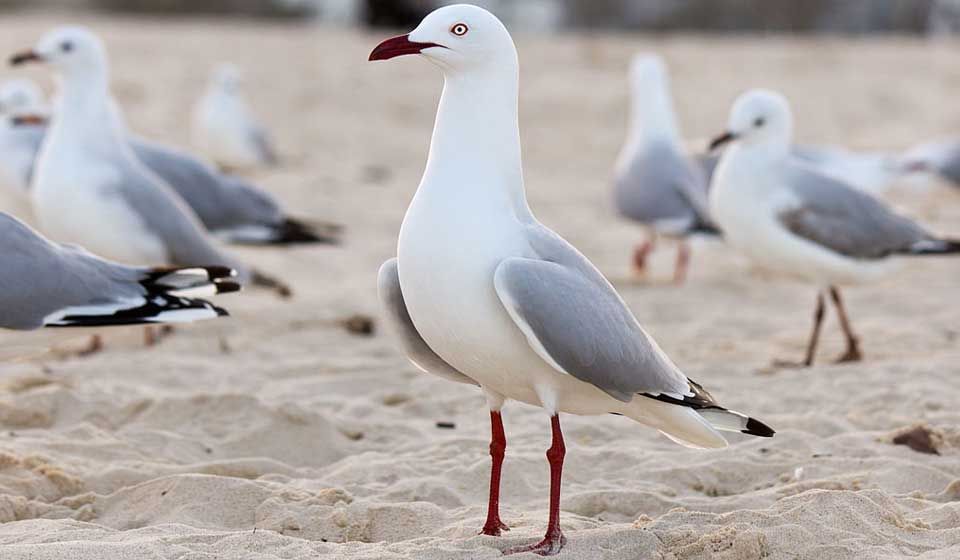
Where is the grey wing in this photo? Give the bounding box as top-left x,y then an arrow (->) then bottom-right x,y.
493,225 -> 692,402
131,137 -> 282,232
0,213 -> 144,330
249,126 -> 278,166
377,259 -> 478,386
112,151 -> 241,272
614,143 -> 711,231
780,161 -> 935,259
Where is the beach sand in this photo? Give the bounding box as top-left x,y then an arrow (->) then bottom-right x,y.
0,13 -> 959,559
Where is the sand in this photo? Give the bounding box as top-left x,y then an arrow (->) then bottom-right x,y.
0,13 -> 959,560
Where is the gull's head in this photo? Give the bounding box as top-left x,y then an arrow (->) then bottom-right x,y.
212,63 -> 243,94
10,26 -> 107,77
710,89 -> 793,151
369,4 -> 516,74
0,78 -> 46,117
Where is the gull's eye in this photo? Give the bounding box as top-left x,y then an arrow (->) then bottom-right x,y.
451,23 -> 469,37
753,117 -> 765,128
61,41 -> 73,53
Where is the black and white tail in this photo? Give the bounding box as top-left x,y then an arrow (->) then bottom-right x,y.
644,379 -> 775,438
46,266 -> 240,328
908,238 -> 960,256
222,219 -> 341,246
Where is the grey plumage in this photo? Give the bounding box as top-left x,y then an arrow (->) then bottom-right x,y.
4,122 -> 336,245
614,141 -> 715,235
778,161 -> 957,259
494,224 -> 697,402
377,258 -> 478,386
0,212 -> 235,330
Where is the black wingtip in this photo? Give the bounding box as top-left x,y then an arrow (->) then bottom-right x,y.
743,417 -> 776,438
215,281 -> 243,295
214,305 -> 230,317
270,218 -> 341,246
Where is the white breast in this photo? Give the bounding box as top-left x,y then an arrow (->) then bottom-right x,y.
32,149 -> 167,266
711,152 -> 895,286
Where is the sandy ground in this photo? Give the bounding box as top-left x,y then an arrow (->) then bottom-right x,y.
0,13 -> 959,559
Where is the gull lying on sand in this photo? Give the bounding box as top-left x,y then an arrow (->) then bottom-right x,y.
0,211 -> 236,331
371,5 -> 774,555
709,89 -> 960,367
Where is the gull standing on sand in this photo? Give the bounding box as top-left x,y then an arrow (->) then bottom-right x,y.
192,63 -> 278,171
371,5 -> 774,555
613,54 -> 716,284
9,27 -> 291,297
709,89 -> 960,367
0,78 -> 337,246
0,211 -> 237,331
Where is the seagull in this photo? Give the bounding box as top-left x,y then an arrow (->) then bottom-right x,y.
900,137 -> 960,187
0,78 -> 338,246
613,53 -> 717,284
370,6 -> 774,555
9,27 -> 291,297
0,211 -> 236,333
192,63 -> 278,171
708,89 -> 960,367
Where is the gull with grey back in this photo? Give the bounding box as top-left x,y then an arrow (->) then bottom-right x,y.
709,89 -> 960,367
9,27 -> 292,298
613,54 -> 717,284
0,211 -> 237,331
371,5 -> 773,556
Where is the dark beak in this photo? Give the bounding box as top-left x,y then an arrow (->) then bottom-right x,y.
900,159 -> 931,174
9,50 -> 43,66
11,114 -> 48,127
709,131 -> 738,151
369,34 -> 442,61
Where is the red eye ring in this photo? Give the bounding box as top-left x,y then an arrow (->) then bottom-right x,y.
451,23 -> 469,36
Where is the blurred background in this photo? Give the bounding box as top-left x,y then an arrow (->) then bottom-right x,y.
2,0 -> 960,35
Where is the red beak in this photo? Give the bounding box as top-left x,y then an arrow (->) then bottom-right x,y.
369,34 -> 443,61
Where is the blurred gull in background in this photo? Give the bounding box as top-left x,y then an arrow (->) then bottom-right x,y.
192,63 -> 278,172
613,53 -> 718,284
900,137 -> 960,187
10,26 -> 293,298
709,89 -> 960,368
0,78 -> 339,246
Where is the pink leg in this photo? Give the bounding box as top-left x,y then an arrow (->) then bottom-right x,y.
673,240 -> 691,285
632,237 -> 656,275
504,415 -> 567,556
480,410 -> 509,536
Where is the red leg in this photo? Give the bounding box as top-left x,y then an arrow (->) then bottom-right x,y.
504,415 -> 567,556
480,410 -> 509,536
632,237 -> 655,275
829,286 -> 863,363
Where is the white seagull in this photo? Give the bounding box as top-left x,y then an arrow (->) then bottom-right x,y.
0,77 -> 337,246
613,53 -> 717,284
192,63 -> 278,171
370,5 -> 774,555
9,27 -> 291,297
708,89 -> 960,367
0,211 -> 237,331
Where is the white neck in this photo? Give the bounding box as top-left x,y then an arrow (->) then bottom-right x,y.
49,65 -> 129,155
626,78 -> 681,149
418,65 -> 531,221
